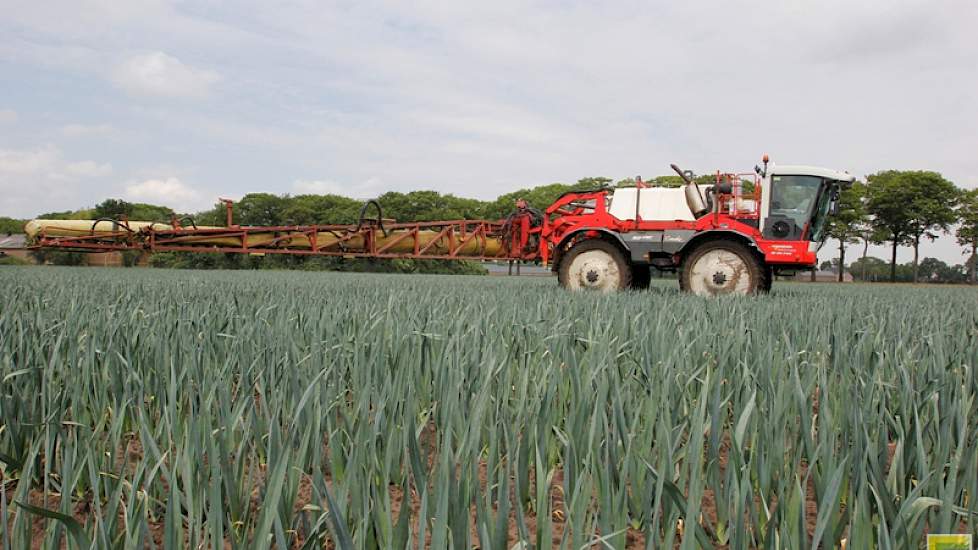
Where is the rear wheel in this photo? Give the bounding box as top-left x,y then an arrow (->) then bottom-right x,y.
680,240 -> 764,296
557,239 -> 632,292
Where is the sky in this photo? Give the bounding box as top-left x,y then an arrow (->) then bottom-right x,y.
1,0 -> 977,265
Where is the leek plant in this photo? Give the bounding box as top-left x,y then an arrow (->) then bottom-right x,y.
0,267 -> 975,549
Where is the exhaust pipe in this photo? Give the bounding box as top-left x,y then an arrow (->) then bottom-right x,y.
671,163 -> 708,218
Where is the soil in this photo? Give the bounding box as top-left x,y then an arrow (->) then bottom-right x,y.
3,427 -> 964,549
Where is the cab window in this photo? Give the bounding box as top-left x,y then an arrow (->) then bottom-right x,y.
769,175 -> 822,229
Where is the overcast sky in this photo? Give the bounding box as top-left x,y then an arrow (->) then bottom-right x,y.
2,1 -> 976,264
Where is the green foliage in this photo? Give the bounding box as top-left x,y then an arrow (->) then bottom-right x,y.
638,173 -> 743,190
651,175 -> 686,188
93,198 -> 174,222
916,257 -> 967,283
958,189 -> 978,246
377,190 -> 486,222
848,256 -> 968,283
148,251 -> 487,275
234,193 -> 289,225
149,251 -> 279,270
575,176 -> 613,188
193,202 -> 229,226
827,181 -> 868,244
28,249 -> 86,266
483,181 -> 594,219
1,270 -> 976,548
0,254 -> 31,266
957,189 -> 978,246
901,172 -> 960,243
35,209 -> 95,220
283,194 -> 362,225
92,198 -> 132,218
0,216 -> 25,234
826,181 -> 869,281
865,170 -> 960,282
866,171 -> 917,246
956,189 -> 978,283
120,250 -> 144,267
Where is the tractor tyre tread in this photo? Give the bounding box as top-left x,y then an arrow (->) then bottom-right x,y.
557,238 -> 632,291
679,239 -> 765,295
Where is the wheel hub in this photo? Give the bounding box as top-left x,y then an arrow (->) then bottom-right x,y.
688,248 -> 754,296
566,249 -> 623,292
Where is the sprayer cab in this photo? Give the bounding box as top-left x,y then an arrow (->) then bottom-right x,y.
758,165 -> 854,243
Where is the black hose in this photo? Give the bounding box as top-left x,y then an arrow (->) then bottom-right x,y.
500,206 -> 544,253
356,199 -> 387,237
91,217 -> 133,235
174,216 -> 197,229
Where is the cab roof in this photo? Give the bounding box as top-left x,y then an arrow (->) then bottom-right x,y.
769,164 -> 855,183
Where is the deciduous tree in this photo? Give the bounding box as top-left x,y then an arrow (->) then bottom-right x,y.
901,171 -> 959,283
957,189 -> 978,284
865,171 -> 914,282
235,193 -> 288,225
826,181 -> 867,282
865,171 -> 958,283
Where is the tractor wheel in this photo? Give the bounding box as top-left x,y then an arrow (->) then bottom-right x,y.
557,239 -> 632,292
631,264 -> 652,290
679,240 -> 764,296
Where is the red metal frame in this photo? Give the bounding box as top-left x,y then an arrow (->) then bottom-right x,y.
537,187 -> 816,267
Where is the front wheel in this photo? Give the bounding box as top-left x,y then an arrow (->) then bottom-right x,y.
557,239 -> 632,292
680,240 -> 764,296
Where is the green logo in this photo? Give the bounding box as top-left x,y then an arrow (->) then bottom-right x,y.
928,534 -> 973,550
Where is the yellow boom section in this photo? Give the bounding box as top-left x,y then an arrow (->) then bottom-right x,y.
25,219 -> 508,257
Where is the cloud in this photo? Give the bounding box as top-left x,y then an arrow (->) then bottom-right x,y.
0,146 -> 113,216
110,52 -> 220,98
292,178 -> 385,198
2,1 -> 977,262
61,123 -> 116,137
65,160 -> 113,177
0,146 -> 110,180
0,109 -> 16,123
292,179 -> 344,195
0,146 -> 60,175
124,177 -> 207,212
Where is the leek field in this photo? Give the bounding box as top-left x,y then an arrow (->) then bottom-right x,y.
1,267 -> 976,549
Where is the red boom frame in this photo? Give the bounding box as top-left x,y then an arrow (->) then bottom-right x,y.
30,182 -> 818,269
31,217 -> 540,261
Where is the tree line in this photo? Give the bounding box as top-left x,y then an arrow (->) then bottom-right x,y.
826,171 -> 978,284
822,256 -> 975,284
